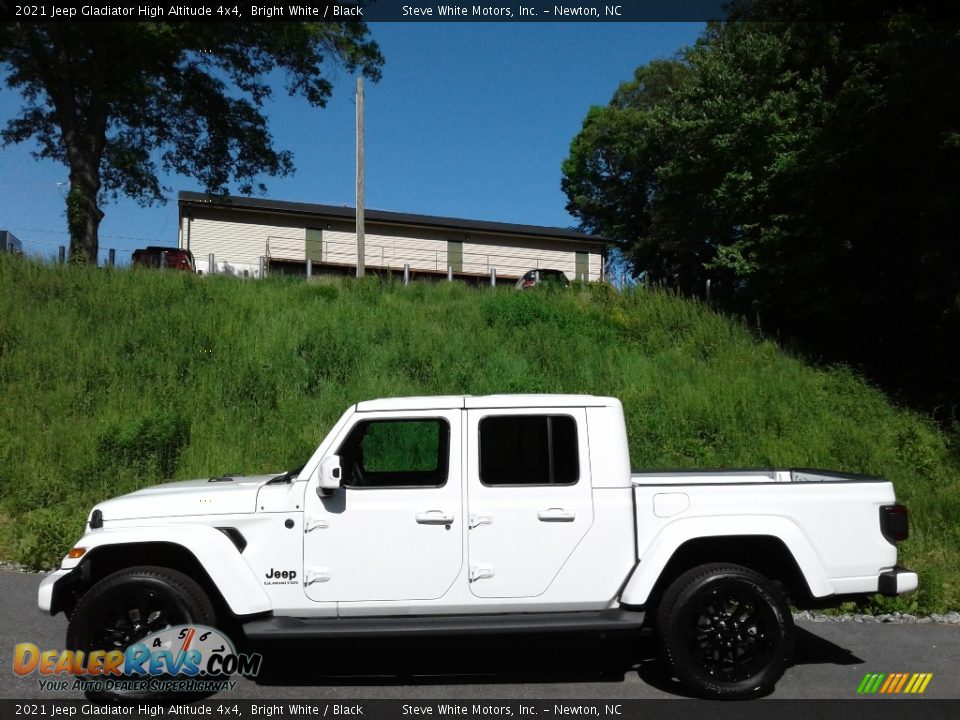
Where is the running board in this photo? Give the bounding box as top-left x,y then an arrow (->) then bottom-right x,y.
242,609 -> 646,640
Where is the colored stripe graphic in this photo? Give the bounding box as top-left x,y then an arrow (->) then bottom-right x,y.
857,673 -> 885,694
857,672 -> 932,694
879,674 -> 896,693
893,673 -> 909,693
906,673 -> 933,694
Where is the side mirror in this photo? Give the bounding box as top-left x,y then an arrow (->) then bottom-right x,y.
317,455 -> 343,496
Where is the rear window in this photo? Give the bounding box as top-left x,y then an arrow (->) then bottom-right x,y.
479,415 -> 579,486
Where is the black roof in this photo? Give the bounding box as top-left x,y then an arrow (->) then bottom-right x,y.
178,191 -> 604,245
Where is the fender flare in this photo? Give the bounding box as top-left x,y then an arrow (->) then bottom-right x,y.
620,515 -> 833,606
59,525 -> 272,616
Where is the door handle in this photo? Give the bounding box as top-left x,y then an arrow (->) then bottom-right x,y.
537,508 -> 576,522
416,510 -> 454,525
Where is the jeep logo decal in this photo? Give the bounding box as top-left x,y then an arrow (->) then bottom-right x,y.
264,568 -> 298,585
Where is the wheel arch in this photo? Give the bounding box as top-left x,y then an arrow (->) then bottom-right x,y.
645,536 -> 812,610
53,529 -> 271,619
621,520 -> 831,610
69,543 -> 227,620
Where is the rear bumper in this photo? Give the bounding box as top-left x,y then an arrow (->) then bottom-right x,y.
878,565 -> 919,596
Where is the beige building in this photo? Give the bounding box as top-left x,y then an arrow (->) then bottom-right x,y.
177,192 -> 606,284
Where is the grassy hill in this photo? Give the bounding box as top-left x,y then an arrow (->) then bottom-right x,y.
1,255 -> 957,613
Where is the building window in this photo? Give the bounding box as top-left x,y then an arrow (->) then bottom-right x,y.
479,415 -> 579,486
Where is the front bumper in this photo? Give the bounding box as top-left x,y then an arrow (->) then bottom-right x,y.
37,568 -> 75,614
878,565 -> 919,596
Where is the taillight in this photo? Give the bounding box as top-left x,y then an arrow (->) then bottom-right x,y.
880,504 -> 909,543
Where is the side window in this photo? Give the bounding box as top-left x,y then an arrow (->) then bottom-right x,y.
479,415 -> 579,486
338,419 -> 449,488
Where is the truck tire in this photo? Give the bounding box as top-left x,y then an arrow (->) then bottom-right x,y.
65,565 -> 216,701
655,562 -> 794,699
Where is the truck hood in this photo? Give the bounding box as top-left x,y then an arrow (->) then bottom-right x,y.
91,474 -> 277,523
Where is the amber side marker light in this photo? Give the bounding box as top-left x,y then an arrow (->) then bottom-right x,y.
67,547 -> 87,559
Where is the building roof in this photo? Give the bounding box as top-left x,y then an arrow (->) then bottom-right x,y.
178,191 -> 604,245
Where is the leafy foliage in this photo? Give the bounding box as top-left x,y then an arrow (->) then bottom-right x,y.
562,1 -> 960,417
1,257 -> 958,613
0,22 -> 384,262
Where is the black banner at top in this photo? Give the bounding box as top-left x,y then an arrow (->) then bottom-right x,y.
3,0 -> 960,23
4,0 -> 718,23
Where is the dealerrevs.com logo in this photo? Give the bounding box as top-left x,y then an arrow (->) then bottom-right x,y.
857,672 -> 934,695
13,625 -> 261,694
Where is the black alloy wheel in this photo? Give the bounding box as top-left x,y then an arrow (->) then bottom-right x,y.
656,563 -> 794,699
66,566 -> 216,701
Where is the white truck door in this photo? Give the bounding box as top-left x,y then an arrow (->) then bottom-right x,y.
302,409 -> 463,602
466,408 -> 594,598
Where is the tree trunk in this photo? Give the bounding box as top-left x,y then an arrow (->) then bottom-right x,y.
45,26 -> 107,266
66,168 -> 103,266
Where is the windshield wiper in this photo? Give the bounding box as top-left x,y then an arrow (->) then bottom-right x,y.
267,465 -> 305,484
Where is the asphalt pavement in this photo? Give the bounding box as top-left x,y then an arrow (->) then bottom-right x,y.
3,569 -> 958,701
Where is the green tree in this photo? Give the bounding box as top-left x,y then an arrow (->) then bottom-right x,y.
561,60 -> 693,288
0,22 -> 383,264
563,3 -> 960,415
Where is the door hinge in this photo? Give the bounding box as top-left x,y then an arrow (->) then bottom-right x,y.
469,513 -> 493,529
469,564 -> 495,582
305,568 -> 331,586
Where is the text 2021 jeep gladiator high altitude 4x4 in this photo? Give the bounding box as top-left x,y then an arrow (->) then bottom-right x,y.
39,395 -> 917,699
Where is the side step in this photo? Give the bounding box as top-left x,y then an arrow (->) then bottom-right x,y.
242,609 -> 646,640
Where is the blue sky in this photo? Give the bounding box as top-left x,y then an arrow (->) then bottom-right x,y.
0,22 -> 703,263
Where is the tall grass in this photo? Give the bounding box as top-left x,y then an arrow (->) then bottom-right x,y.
1,255 -> 957,612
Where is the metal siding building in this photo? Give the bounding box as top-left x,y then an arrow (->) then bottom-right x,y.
177,192 -> 605,283
1,230 -> 23,254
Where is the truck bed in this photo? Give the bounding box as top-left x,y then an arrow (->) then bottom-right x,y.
631,468 -> 885,485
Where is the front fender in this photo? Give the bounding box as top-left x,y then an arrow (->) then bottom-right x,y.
54,525 -> 272,616
620,515 -> 832,606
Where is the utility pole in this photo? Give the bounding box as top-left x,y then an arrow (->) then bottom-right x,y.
356,76 -> 365,278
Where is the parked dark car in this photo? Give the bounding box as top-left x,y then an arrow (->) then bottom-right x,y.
515,268 -> 570,290
132,246 -> 196,272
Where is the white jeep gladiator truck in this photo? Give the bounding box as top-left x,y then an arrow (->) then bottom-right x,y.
39,395 -> 917,699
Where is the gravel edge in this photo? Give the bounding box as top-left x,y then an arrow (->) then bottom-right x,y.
792,609 -> 960,625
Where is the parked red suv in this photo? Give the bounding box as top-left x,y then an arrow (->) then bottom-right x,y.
131,246 -> 196,272
515,268 -> 571,290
